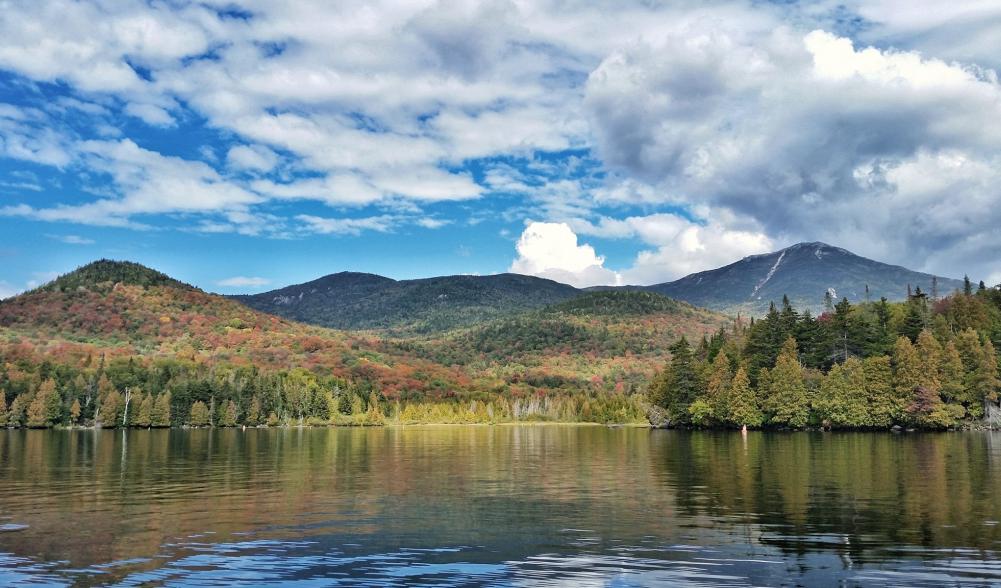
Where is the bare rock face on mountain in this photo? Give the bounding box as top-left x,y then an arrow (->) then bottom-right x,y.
644,242 -> 964,316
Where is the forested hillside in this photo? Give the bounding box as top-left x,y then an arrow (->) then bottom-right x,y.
0,262 -> 725,429
649,280 -> 1001,430
234,272 -> 581,333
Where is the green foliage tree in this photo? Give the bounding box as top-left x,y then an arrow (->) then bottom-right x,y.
152,391 -> 171,427
135,393 -> 153,428
862,356 -> 896,427
0,389 -> 8,427
190,401 -> 210,427
762,338 -> 809,428
724,366 -> 762,427
814,357 -> 868,428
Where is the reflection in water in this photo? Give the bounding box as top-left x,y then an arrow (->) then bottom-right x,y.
0,427 -> 1000,585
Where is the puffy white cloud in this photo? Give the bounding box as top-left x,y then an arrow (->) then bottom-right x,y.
216,276 -> 271,288
585,24 -> 1001,281
226,144 -> 279,172
510,221 -> 620,287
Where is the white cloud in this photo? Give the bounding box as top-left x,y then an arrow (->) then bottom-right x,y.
46,234 -> 95,245
296,214 -> 397,236
216,276 -> 271,288
510,221 -> 620,287
226,144 -> 279,172
585,24 -> 1001,281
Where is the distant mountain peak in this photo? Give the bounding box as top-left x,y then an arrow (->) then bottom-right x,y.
647,242 -> 964,316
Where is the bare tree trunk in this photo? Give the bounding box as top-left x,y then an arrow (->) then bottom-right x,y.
122,388 -> 132,428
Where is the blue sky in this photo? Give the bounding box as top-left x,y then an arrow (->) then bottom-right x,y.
2,0 -> 1000,297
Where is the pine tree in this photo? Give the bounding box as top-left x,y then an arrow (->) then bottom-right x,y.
0,389 -> 8,427
69,399 -> 81,425
247,395 -> 262,426
220,400 -> 238,426
939,342 -> 965,405
27,379 -> 60,428
725,366 -> 762,427
814,357 -> 867,428
662,336 -> 700,425
892,336 -> 923,413
704,352 -> 732,425
763,338 -> 810,428
863,355 -> 896,427
152,391 -> 171,427
136,393 -> 153,428
190,401 -> 210,427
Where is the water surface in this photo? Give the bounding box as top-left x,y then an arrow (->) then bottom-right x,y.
2,426 -> 1001,586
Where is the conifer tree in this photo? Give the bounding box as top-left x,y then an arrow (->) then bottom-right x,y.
892,336 -> 923,408
704,352 -> 732,424
136,393 -> 153,427
939,342 -> 965,405
152,391 -> 171,427
863,355 -> 895,427
662,336 -> 700,425
220,400 -> 238,426
190,401 -> 210,427
69,399 -> 81,425
247,395 -> 262,426
814,357 -> 867,428
27,379 -> 61,428
763,338 -> 809,428
0,388 -> 8,427
725,366 -> 761,427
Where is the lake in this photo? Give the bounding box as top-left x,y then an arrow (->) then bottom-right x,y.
1,426 -> 1000,586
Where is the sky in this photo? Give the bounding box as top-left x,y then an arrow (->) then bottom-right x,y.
1,0 -> 1000,298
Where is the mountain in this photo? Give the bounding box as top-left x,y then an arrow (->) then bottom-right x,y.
233,272 -> 581,333
644,242 -> 964,316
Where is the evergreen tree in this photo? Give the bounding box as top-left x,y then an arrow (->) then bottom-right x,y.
152,391 -> 171,427
190,401 -> 210,427
135,393 -> 153,427
662,337 -> 700,425
0,389 -> 8,427
762,338 -> 810,428
220,400 -> 238,426
971,339 -> 1001,411
814,357 -> 867,428
704,352 -> 732,425
69,398 -> 81,425
724,366 -> 762,427
863,356 -> 896,427
27,379 -> 58,428
892,336 -> 923,414
247,395 -> 262,426
939,342 -> 965,405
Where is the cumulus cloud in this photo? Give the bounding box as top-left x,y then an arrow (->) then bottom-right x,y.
216,276 -> 271,288
585,25 -> 1001,281
0,0 -> 1000,283
226,144 -> 279,172
510,221 -> 620,288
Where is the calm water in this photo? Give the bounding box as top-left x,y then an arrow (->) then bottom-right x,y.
1,427 -> 1001,586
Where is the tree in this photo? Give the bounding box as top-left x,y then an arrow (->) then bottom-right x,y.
246,395 -> 262,426
135,393 -> 153,428
814,358 -> 867,428
863,356 -> 896,427
703,352 -> 732,425
939,342 -> 965,405
724,366 -> 762,427
27,379 -> 61,428
660,337 -> 700,425
69,398 -> 81,425
152,391 -> 171,427
0,389 -> 8,427
190,401 -> 210,427
220,400 -> 238,427
762,338 -> 810,428
892,336 -> 923,410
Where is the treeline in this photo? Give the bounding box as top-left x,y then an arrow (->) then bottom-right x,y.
650,281 -> 1001,429
0,356 -> 647,428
